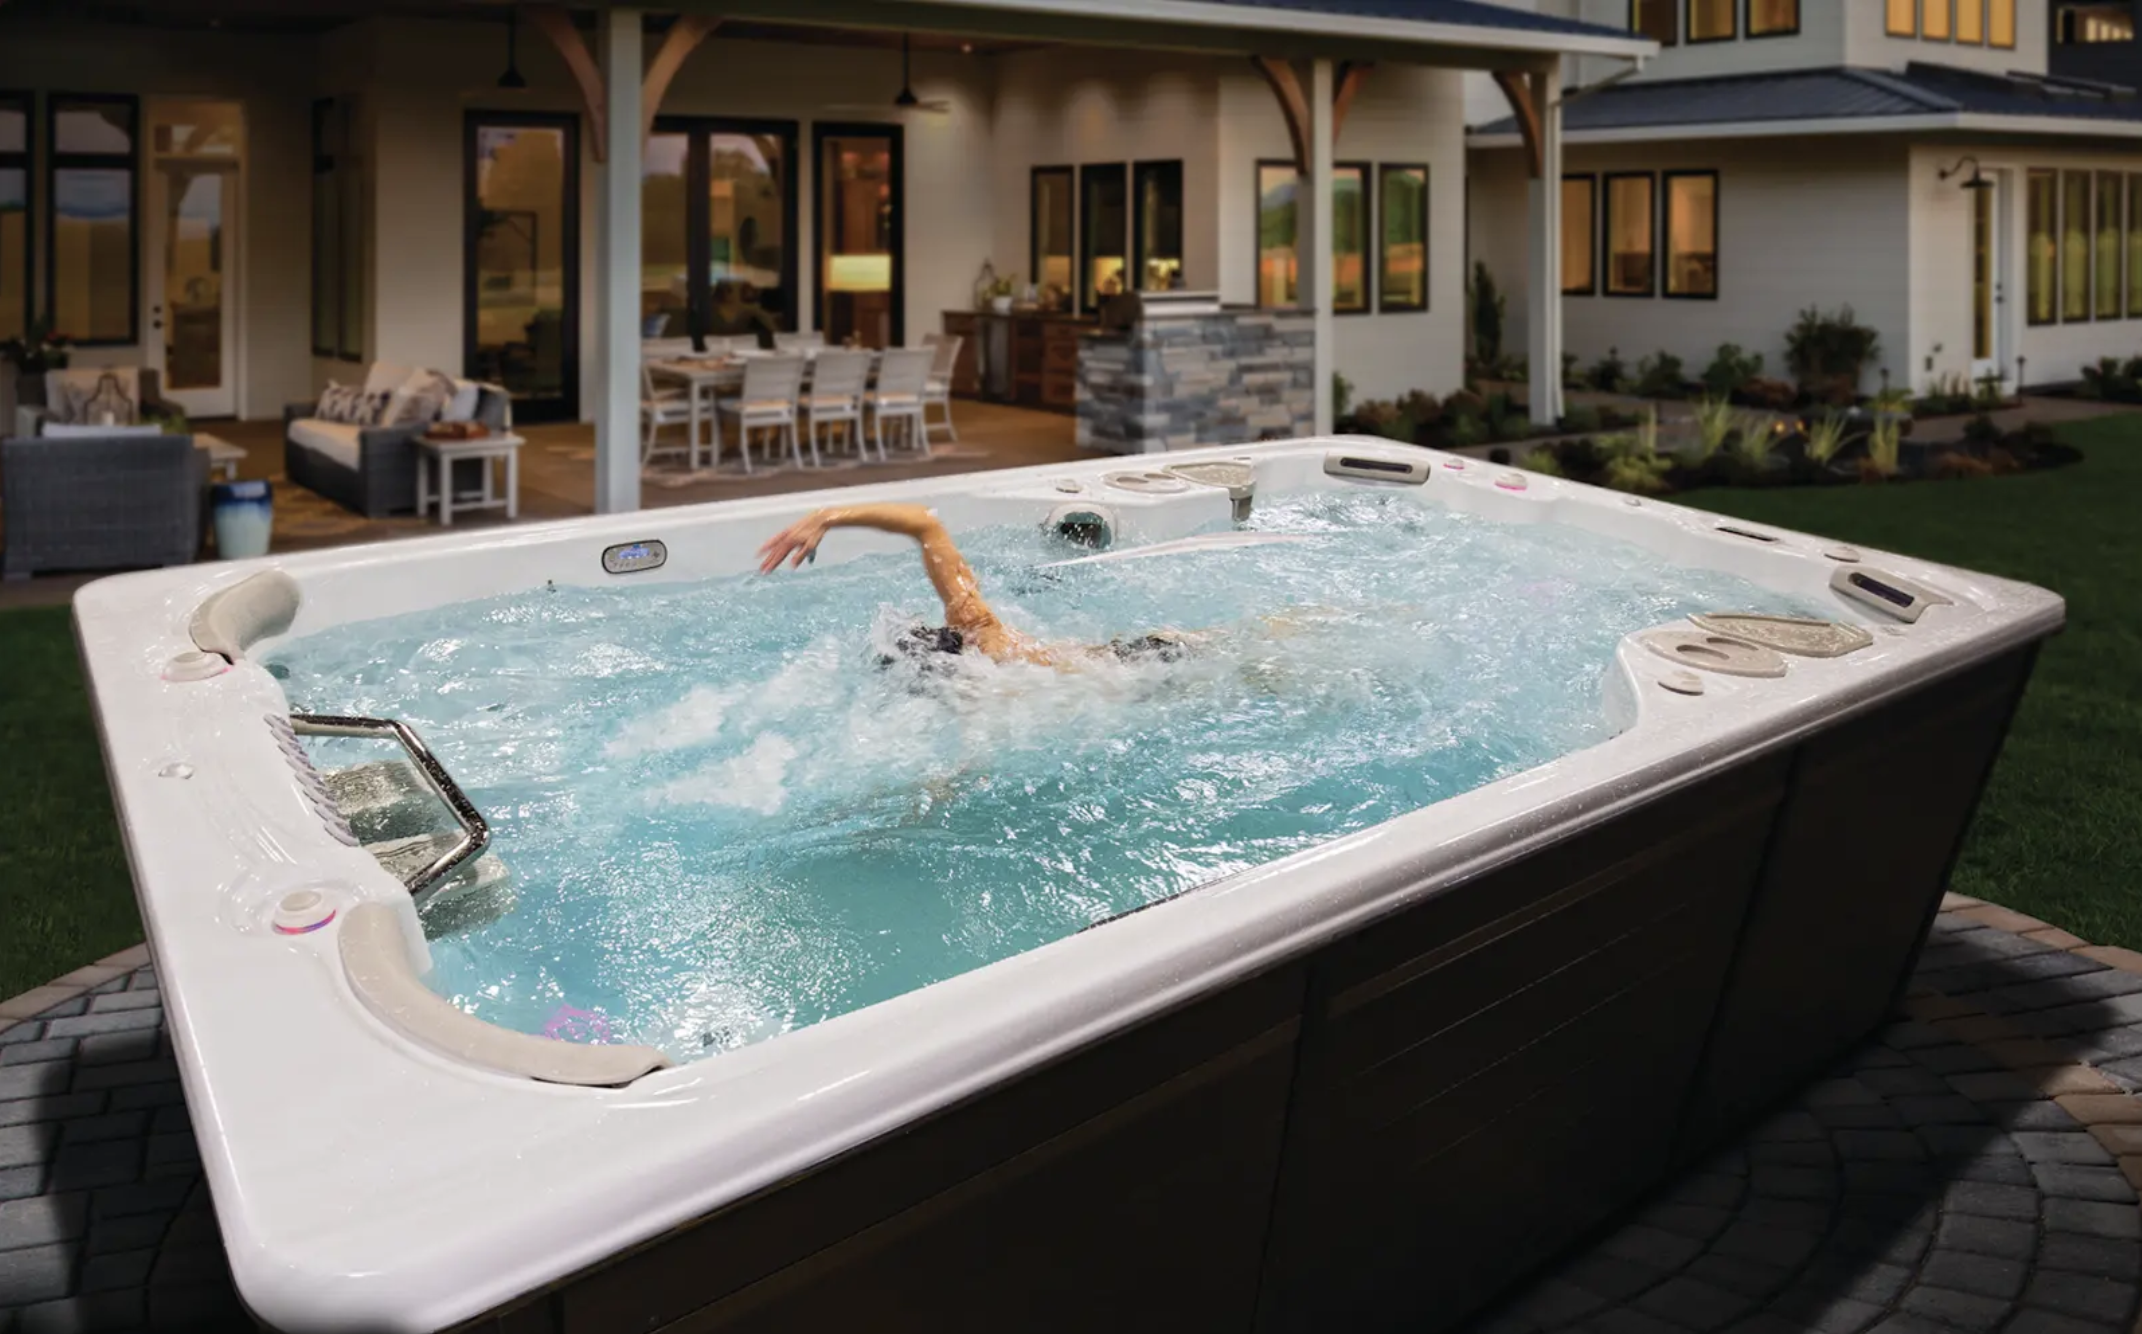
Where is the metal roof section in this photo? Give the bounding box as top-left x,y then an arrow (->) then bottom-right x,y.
1472,61 -> 2142,142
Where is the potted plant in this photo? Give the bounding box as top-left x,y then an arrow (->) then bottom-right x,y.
985,271 -> 1019,314
0,317 -> 73,409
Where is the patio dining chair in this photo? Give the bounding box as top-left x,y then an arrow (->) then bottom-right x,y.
806,350 -> 874,464
868,349 -> 935,460
775,331 -> 826,352
641,364 -> 696,467
717,354 -> 808,471
922,333 -> 963,444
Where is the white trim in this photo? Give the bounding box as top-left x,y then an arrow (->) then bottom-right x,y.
904,0 -> 1659,59
1470,112 -> 2142,149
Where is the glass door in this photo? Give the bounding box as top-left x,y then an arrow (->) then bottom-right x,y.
466,113 -> 578,422
1971,172 -> 2008,388
815,124 -> 902,348
645,119 -> 796,343
146,100 -> 242,418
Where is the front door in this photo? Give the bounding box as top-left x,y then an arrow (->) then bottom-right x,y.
466,113 -> 580,422
145,100 -> 242,418
815,123 -> 903,348
1971,170 -> 2009,390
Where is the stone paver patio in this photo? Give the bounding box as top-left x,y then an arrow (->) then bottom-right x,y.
6,895 -> 2142,1332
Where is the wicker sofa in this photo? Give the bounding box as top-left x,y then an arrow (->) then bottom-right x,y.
283,366 -> 510,518
2,429 -> 205,580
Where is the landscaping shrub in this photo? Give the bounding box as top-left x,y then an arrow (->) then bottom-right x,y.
1398,389 -> 1442,433
1444,388 -> 1486,420
1557,405 -> 1602,434
1784,305 -> 1880,403
1333,372 -> 1354,421
1587,348 -> 1628,394
1863,413 -> 1903,479
1519,447 -> 1565,477
1468,262 -> 1506,374
1446,413 -> 1488,449
1692,396 -> 1736,462
1701,344 -> 1764,400
1737,377 -> 1798,411
1932,453 -> 1995,481
1961,413 -> 2004,447
2078,356 -> 2142,404
1802,412 -> 1851,467
1562,352 -> 1586,390
1633,351 -> 1688,400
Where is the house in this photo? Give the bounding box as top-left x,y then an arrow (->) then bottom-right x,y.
0,0 -> 1649,515
1469,0 -> 2142,399
2050,0 -> 2141,84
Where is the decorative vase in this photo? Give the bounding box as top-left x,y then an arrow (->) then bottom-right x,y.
990,295 -> 1012,314
211,480 -> 274,560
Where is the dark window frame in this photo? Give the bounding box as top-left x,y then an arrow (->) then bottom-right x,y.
2126,172 -> 2142,318
1332,159 -> 1372,315
1131,158 -> 1185,296
1029,163 -> 1074,305
1078,161 -> 1128,313
2097,166 -> 2123,321
310,98 -> 338,359
1378,161 -> 1430,313
651,114 -> 800,337
1662,169 -> 1720,302
811,120 -> 905,347
2027,167 -> 2058,328
1561,172 -> 1598,297
1745,0 -> 1802,38
1602,170 -> 1657,299
1685,0 -> 1738,42
1629,0 -> 1679,45
45,91 -> 140,347
0,90 -> 32,343
463,109 -> 582,420
1253,157 -> 1299,310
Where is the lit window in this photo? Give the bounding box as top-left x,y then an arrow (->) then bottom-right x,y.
2063,169 -> 2092,323
2098,169 -> 2123,320
1957,0 -> 1984,43
2027,169 -> 2057,327
1081,163 -> 1127,312
1664,172 -> 1718,299
1256,161 -> 1297,308
1378,163 -> 1427,313
1030,167 -> 1073,304
1749,0 -> 1799,35
1561,175 -> 1595,296
1991,0 -> 2017,45
1630,0 -> 1676,45
1923,0 -> 1953,39
0,95 -> 27,344
1686,0 -> 1735,40
1887,0 -> 1917,36
1605,173 -> 1655,297
1331,163 -> 1368,313
48,95 -> 138,346
1133,160 -> 1184,293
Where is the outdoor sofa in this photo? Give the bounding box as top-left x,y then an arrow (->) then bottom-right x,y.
284,364 -> 509,518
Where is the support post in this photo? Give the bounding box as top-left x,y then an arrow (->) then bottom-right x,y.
1524,60 -> 1564,428
595,8 -> 643,514
1306,58 -> 1335,435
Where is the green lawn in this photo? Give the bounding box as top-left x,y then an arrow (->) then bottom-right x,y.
1,416 -> 2137,998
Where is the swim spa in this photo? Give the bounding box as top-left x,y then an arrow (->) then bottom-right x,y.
73,439 -> 2061,1333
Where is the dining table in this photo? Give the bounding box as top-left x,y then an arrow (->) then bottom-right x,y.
647,348 -> 885,466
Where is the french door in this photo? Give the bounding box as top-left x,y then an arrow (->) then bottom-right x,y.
465,112 -> 579,423
814,123 -> 903,348
145,100 -> 243,418
1971,170 -> 2011,389
644,118 -> 797,340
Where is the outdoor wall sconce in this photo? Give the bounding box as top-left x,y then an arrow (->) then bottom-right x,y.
1938,155 -> 1994,192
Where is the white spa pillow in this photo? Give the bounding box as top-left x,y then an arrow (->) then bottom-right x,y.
439,376 -> 483,423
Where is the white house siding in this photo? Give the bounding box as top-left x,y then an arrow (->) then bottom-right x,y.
0,21 -> 315,419
1841,0 -> 2051,77
1470,136 -> 1915,394
1908,140 -> 2142,386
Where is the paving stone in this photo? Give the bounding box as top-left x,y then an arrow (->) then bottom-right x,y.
1710,1221 -> 1822,1268
1750,1165 -> 1836,1200
1950,1071 -> 2047,1102
2031,1163 -> 2135,1202
1661,1172 -> 1743,1209
0,1193 -> 86,1250
1945,1180 -> 2039,1220
1807,1079 -> 1884,1107
0,988 -> 84,1022
125,969 -> 156,993
1778,1293 -> 1886,1334
49,967 -> 124,992
1511,1277 -> 1606,1325
1797,1259 -> 1916,1307
2018,1269 -> 2138,1325
0,1064 -> 68,1102
1835,1130 -> 1929,1161
1750,1110 -> 1828,1142
29,1000 -> 85,1021
1814,1103 -> 1905,1130
1917,1124 -> 2014,1158
1739,1198 -> 1832,1232
1918,1249 -> 2028,1299
1912,1044 -> 2004,1075
1726,1317 -> 1819,1334
0,1094 -> 104,1131
40,1010 -> 162,1041
1634,1201 -> 1734,1240
1580,1307 -> 1686,1334
15,1288 -> 149,1333
1599,1223 -> 1704,1271
1861,1313 -> 1955,1334
2044,1197 -> 2142,1239
2013,1131 -> 2117,1166
85,1212 -> 168,1255
47,1141 -> 139,1192
0,1244 -> 74,1307
104,1082 -> 184,1113
1935,1213 -> 2038,1260
1856,1046 -> 1915,1069
2038,995 -> 2142,1034
2077,945 -> 2142,973
0,1042 -> 78,1068
0,1165 -> 48,1202
144,1133 -> 198,1171
1752,1140 -> 1835,1167
1683,1251 -> 1792,1299
82,991 -> 158,1016
58,1112 -> 147,1147
1860,1066 -> 1959,1097
88,1177 -> 189,1220
2001,1311 -> 2132,1334
1843,1161 -> 1936,1194
1957,1153 -> 2042,1186
0,1021 -> 44,1046
2027,1066 -> 2125,1097
1984,1100 -> 2088,1131
2097,1055 -> 2142,1086
1636,1275 -> 1753,1329
1882,1022 -> 1952,1050
1998,972 -> 2142,1012
1557,1252 -> 1668,1301
2038,1231 -> 2142,1278
71,1032 -> 156,1069
1898,1283 -> 2014,1331
0,1123 -> 58,1171
68,1058 -> 176,1094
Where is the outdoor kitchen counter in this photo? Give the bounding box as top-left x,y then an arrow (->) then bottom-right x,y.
1075,306 -> 1316,454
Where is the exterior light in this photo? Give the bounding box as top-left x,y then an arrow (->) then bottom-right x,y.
1938,155 -> 1993,192
498,10 -> 529,90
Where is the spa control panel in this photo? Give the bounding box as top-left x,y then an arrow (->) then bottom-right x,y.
602,540 -> 668,576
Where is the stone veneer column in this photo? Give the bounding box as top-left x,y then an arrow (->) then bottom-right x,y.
1074,311 -> 1316,453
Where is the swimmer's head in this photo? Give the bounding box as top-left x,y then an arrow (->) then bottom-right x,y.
875,624 -> 966,671
1102,632 -> 1193,664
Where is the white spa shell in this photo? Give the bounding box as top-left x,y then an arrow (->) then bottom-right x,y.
71,438 -> 2063,1333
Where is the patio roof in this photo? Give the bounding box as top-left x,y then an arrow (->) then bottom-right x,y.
1471,60 -> 2142,144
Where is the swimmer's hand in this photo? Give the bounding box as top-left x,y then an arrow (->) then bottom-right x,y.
756,514 -> 832,573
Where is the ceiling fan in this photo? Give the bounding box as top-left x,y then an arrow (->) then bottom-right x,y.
822,33 -> 953,117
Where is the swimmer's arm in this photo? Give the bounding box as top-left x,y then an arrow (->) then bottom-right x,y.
756,504 -> 1000,634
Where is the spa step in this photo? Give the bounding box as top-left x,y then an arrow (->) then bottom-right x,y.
365,831 -> 515,935
322,757 -> 449,843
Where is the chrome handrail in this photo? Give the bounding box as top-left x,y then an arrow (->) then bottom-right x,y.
289,713 -> 490,908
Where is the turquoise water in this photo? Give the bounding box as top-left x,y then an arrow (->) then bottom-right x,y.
269,493 -> 1819,1062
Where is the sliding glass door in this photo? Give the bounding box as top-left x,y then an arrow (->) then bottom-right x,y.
815,123 -> 903,349
465,112 -> 578,422
645,118 -> 796,342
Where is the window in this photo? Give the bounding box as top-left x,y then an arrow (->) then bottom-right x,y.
1895,0 -> 2011,42
1664,171 -> 1718,299
1333,163 -> 1369,313
644,119 -> 798,339
311,101 -> 340,357
1887,0 -> 1917,35
47,95 -> 138,346
1630,0 -> 1677,44
1378,163 -> 1427,312
1956,0 -> 1984,43
2099,169 -> 2123,320
1604,173 -> 1655,297
2027,168 -> 2057,326
2063,169 -> 2091,322
1923,0 -> 1953,39
1031,166 -> 1074,307
1749,0 -> 1799,36
1080,163 -> 1128,311
1256,160 -> 1298,308
1991,0 -> 2016,45
1133,160 -> 1184,293
1561,174 -> 1596,295
2128,175 -> 2142,317
0,94 -> 27,345
1686,0 -> 1735,41
2058,4 -> 2134,42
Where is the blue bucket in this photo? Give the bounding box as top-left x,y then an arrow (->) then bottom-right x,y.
211,479 -> 274,560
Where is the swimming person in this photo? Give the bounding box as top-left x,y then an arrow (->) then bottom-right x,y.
756,503 -> 1198,669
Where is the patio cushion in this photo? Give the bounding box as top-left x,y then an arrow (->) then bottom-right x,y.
288,419 -> 364,471
362,362 -> 418,395
385,369 -> 455,426
41,422 -> 164,439
442,377 -> 482,423
46,368 -> 141,426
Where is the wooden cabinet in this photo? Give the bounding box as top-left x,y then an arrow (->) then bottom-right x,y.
938,313 -> 982,397
941,311 -> 1092,414
1041,324 -> 1081,409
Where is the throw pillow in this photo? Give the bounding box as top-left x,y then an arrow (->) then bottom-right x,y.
440,377 -> 483,424
358,388 -> 396,426
316,382 -> 366,423
385,369 -> 455,427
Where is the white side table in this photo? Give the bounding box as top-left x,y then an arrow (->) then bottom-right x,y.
192,433 -> 247,483
414,432 -> 524,527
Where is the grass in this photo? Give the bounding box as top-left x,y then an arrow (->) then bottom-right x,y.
0,415 -> 2136,996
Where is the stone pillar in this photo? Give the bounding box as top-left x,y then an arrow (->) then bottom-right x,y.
595,9 -> 644,514
1306,58 -> 1335,436
1526,58 -> 1564,429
